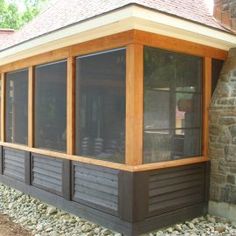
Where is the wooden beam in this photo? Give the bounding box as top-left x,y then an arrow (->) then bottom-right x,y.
134,30 -> 228,60
67,57 -> 75,155
28,67 -> 34,147
203,57 -> 212,158
1,73 -> 5,142
0,141 -> 209,172
0,31 -> 135,73
125,44 -> 144,165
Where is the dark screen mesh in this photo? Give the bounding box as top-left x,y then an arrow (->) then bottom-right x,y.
144,47 -> 202,163
212,59 -> 224,95
6,69 -> 28,144
75,49 -> 126,163
35,60 -> 67,152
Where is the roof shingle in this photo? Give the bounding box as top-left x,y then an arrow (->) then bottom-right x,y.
0,0 -> 231,51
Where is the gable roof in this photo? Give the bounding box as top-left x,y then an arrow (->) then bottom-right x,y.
0,0 -> 232,51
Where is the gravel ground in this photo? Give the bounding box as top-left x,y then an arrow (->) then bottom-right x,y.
0,183 -> 235,236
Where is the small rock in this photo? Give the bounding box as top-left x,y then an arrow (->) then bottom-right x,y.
215,226 -> 226,233
46,206 -> 57,215
175,224 -> 182,232
81,224 -> 92,232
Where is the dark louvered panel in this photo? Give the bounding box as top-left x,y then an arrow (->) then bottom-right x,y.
148,164 -> 205,216
73,162 -> 119,214
3,148 -> 25,182
32,154 -> 63,195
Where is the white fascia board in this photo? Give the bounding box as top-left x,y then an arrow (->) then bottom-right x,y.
0,5 -> 236,67
131,6 -> 236,50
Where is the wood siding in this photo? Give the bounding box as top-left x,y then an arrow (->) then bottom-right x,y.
72,162 -> 119,215
148,164 -> 205,217
31,154 -> 63,195
3,147 -> 25,181
0,146 -> 210,236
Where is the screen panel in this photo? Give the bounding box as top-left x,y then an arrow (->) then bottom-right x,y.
144,47 -> 203,163
5,69 -> 28,145
75,49 -> 126,163
35,61 -> 67,152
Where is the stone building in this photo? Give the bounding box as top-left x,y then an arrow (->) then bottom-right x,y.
209,0 -> 236,223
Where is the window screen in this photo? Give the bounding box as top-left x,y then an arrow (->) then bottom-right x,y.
75,48 -> 126,163
35,60 -> 67,152
144,47 -> 203,163
6,69 -> 28,144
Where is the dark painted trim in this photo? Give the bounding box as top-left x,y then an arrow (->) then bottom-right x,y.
0,174 -> 132,236
24,151 -> 31,185
118,170 -> 149,222
0,147 -> 211,236
133,203 -> 208,235
71,161 -> 119,216
0,146 -> 3,175
204,161 -> 211,202
31,153 -> 63,196
62,159 -> 71,200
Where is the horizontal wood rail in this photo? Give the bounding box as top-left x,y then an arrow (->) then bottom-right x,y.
0,141 -> 208,172
0,30 -> 227,73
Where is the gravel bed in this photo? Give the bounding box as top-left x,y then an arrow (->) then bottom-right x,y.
0,184 -> 235,236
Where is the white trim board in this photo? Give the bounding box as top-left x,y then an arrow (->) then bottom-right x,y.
0,5 -> 235,67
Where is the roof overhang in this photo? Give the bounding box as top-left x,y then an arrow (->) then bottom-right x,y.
0,5 -> 236,67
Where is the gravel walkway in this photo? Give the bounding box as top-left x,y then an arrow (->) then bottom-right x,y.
0,184 -> 235,236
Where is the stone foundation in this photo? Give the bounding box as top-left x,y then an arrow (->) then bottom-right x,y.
209,48 -> 236,222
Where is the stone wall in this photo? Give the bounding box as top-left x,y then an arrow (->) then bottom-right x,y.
209,48 -> 236,222
214,0 -> 236,31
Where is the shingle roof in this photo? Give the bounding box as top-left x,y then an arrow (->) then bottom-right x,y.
0,0 -> 231,51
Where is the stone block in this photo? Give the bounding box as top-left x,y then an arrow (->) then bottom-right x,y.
227,175 -> 235,184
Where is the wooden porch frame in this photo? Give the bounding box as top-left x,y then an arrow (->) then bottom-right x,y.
0,30 -> 228,172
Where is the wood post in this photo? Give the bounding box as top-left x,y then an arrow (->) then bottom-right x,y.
203,57 -> 212,158
67,57 -> 75,155
1,73 -> 5,142
125,44 -> 144,165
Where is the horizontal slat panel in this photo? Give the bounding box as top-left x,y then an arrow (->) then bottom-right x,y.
148,164 -> 206,216
74,184 -> 118,204
74,192 -> 117,211
150,186 -> 202,204
3,148 -> 25,182
150,166 -> 204,182
33,179 -> 61,193
74,171 -> 117,188
32,154 -> 62,195
74,164 -> 118,181
149,193 -> 203,212
73,162 -> 118,213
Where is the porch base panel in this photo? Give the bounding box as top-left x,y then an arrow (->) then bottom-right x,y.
0,146 -> 210,236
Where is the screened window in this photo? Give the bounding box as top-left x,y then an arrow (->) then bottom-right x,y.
35,61 -> 67,152
76,49 -> 126,163
6,69 -> 28,144
144,47 -> 203,163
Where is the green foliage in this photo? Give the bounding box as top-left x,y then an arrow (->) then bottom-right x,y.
0,0 -> 47,29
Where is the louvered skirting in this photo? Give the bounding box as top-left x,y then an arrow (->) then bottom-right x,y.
3,148 -> 25,182
148,164 -> 205,216
32,154 -> 63,195
72,162 -> 119,215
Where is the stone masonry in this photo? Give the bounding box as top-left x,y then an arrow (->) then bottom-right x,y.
209,48 -> 236,221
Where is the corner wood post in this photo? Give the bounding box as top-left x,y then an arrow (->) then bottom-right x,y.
25,152 -> 31,185
62,159 -> 72,200
118,170 -> 149,223
125,44 -> 144,165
